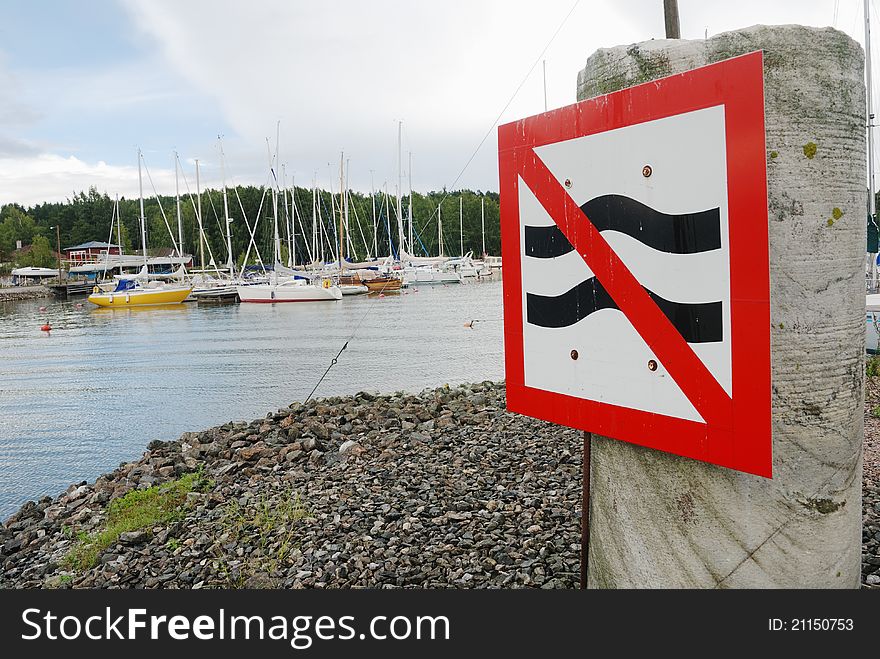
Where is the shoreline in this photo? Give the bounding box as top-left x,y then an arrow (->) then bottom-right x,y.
2,379 -> 878,589
1,381 -> 582,588
0,285 -> 51,302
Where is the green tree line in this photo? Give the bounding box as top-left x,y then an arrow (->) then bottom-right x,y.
0,186 -> 500,269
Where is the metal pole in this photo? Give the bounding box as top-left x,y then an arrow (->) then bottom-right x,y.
542,59 -> 548,112
459,196 -> 464,256
55,225 -> 62,281
195,159 -> 204,272
663,0 -> 680,39
137,149 -> 148,270
481,197 -> 486,257
339,152 -> 344,271
408,152 -> 413,255
175,152 -> 183,257
581,431 -> 591,589
370,170 -> 377,259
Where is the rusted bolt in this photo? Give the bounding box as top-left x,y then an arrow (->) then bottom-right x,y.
642,165 -> 652,178
570,349 -> 579,360
647,359 -> 658,371
564,178 -> 572,188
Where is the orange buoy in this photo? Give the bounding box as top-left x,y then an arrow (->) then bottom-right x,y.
41,323 -> 52,332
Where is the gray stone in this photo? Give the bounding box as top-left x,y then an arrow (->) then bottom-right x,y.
119,530 -> 148,545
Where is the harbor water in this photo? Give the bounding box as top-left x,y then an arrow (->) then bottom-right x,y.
0,280 -> 504,518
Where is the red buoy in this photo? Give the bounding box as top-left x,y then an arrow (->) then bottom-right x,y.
41,323 -> 52,332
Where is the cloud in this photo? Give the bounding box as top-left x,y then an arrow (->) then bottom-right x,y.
0,153 -> 175,206
118,0 -> 621,193
0,136 -> 40,158
0,53 -> 40,125
0,0 -> 862,207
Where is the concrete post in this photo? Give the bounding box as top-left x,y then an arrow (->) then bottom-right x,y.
577,25 -> 865,588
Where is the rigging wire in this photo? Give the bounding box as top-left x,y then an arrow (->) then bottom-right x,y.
303,277 -> 402,403
140,154 -> 182,259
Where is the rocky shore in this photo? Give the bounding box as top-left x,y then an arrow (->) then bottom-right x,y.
861,376 -> 880,588
2,377 -> 878,589
0,285 -> 50,302
0,382 -> 582,589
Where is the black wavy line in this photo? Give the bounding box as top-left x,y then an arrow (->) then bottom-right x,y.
523,194 -> 721,258
526,278 -> 722,343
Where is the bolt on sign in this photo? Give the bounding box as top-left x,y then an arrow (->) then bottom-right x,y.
498,52 -> 771,477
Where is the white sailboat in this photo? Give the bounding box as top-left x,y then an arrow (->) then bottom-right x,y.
238,133 -> 342,303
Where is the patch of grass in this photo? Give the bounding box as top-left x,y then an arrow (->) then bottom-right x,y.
63,469 -> 212,571
868,356 -> 880,378
59,574 -> 73,585
166,537 -> 181,551
218,488 -> 309,587
872,406 -> 880,419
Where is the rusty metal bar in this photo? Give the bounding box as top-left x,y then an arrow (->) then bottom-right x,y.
581,431 -> 591,589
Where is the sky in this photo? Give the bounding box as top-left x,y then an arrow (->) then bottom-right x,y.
0,0 -> 871,206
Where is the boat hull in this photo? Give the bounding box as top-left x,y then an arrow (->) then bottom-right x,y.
236,283 -> 342,302
339,284 -> 368,296
87,286 -> 192,307
363,278 -> 402,292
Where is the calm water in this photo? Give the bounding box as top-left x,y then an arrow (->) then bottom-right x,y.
0,280 -> 504,518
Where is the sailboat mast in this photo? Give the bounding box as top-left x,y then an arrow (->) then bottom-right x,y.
338,152 -> 344,271
397,120 -> 404,258
267,139 -> 280,266
345,158 -> 351,260
481,196 -> 486,256
459,195 -> 464,256
408,151 -> 413,254
385,183 -> 392,258
220,139 -> 234,275
196,158 -> 204,272
116,194 -> 123,276
290,173 -> 297,268
312,176 -> 318,264
174,152 -> 183,258
370,170 -> 377,259
283,165 -> 292,267
438,201 -> 443,257
137,149 -> 148,271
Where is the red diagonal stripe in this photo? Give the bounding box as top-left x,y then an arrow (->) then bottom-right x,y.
519,150 -> 732,428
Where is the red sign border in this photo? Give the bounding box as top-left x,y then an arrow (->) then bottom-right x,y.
498,51 -> 771,477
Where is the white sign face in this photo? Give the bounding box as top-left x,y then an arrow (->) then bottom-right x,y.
519,105 -> 731,423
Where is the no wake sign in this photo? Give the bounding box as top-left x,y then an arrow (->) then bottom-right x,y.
498,52 -> 771,477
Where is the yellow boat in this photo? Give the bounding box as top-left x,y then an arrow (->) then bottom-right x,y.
87,282 -> 192,307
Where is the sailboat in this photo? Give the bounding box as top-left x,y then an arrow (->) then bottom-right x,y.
88,150 -> 192,307
237,134 -> 342,303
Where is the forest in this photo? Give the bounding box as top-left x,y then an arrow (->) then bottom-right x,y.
0,185 -> 500,270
